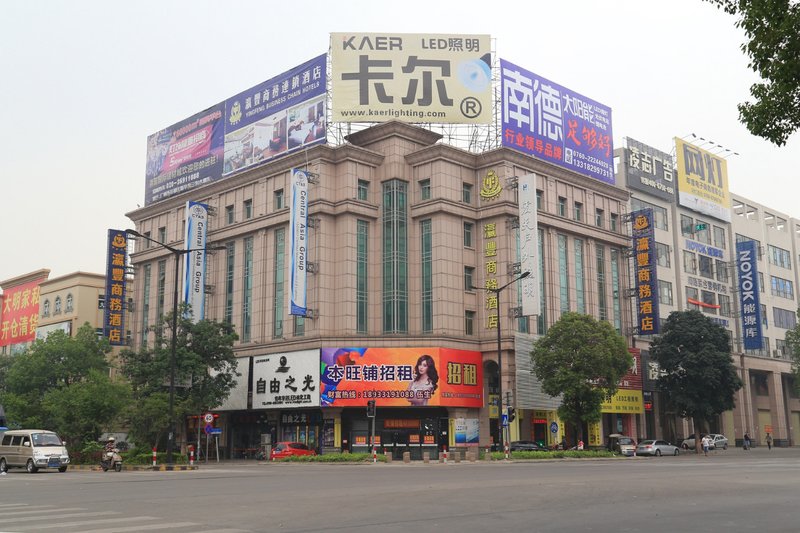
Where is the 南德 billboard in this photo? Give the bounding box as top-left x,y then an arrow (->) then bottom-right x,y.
145,103 -> 225,206
518,174 -> 540,317
320,347 -> 483,408
289,169 -> 309,317
183,201 -> 209,322
224,54 -> 326,176
331,33 -> 492,124
252,350 -> 320,409
624,138 -> 676,202
0,277 -> 45,347
500,59 -> 614,185
675,137 -> 731,222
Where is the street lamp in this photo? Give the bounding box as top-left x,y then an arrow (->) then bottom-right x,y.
475,270 -> 530,458
126,228 -> 225,466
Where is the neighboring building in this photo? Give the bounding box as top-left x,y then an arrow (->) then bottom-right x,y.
127,121 -> 633,458
0,269 -> 50,356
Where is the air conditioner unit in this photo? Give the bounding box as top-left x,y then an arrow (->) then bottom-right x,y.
773,350 -> 782,358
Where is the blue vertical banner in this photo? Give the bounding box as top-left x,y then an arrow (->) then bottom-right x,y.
104,229 -> 128,345
632,209 -> 660,335
289,169 -> 309,316
736,240 -> 763,350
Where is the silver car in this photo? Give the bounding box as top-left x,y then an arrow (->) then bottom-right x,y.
635,439 -> 680,456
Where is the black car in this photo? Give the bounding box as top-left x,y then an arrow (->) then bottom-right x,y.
509,440 -> 545,452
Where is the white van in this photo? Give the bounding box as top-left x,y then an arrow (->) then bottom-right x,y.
0,429 -> 70,473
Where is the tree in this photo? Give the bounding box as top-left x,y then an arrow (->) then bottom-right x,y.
706,0 -> 800,145
0,323 -> 128,444
649,310 -> 742,452
782,307 -> 800,394
119,306 -> 239,450
531,312 -> 632,444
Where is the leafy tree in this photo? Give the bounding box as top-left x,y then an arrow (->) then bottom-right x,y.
649,310 -> 742,451
531,312 -> 632,444
782,307 -> 800,394
706,0 -> 800,145
119,306 -> 239,450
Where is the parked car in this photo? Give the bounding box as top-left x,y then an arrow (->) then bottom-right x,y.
635,439 -> 680,457
270,442 -> 316,460
681,434 -> 728,450
0,429 -> 70,473
509,441 -> 546,452
607,434 -> 636,456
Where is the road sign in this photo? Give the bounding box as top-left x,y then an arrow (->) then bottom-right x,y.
501,413 -> 509,427
550,422 -> 559,434
204,424 -> 214,434
209,427 -> 222,435
204,413 -> 214,424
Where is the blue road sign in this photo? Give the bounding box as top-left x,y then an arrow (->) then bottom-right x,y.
209,427 -> 222,435
550,422 -> 559,434
502,414 -> 509,427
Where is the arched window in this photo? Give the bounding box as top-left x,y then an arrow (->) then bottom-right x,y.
42,299 -> 50,317
65,293 -> 74,313
54,296 -> 62,315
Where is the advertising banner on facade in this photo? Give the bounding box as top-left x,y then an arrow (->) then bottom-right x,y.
212,356 -> 250,411
289,169 -> 309,316
145,103 -> 225,206
35,320 -> 71,340
624,138 -> 676,202
252,349 -> 320,408
331,33 -> 492,124
736,239 -> 763,350
183,201 -> 209,322
223,54 -> 326,176
675,137 -> 731,222
518,174 -> 540,317
453,418 -> 480,446
631,209 -> 660,335
0,278 -> 44,347
103,229 -> 128,346
320,347 -> 483,408
600,390 -> 643,414
500,59 -> 614,185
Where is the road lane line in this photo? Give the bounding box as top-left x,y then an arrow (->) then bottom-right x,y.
78,522 -> 199,532
1,507 -> 85,516
1,511 -> 117,524
8,516 -> 160,531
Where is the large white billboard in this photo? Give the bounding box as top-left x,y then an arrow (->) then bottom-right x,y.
252,349 -> 320,408
518,174 -> 540,316
289,169 -> 309,316
183,201 -> 209,322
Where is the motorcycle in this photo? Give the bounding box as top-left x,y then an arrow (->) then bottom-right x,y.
100,448 -> 123,472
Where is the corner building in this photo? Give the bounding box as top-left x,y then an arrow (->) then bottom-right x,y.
127,121 -> 633,459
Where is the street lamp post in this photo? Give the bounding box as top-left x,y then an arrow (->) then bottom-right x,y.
126,229 -> 224,466
484,271 -> 530,459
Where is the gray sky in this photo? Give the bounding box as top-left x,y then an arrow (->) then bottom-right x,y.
1,0 -> 797,285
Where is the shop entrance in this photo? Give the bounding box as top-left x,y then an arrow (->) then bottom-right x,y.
342,407 -> 448,460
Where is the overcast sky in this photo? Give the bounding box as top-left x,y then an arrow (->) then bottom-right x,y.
1,0 -> 798,285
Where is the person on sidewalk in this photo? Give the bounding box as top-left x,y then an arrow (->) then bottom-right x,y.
743,432 -> 751,450
702,435 -> 711,456
766,433 -> 773,450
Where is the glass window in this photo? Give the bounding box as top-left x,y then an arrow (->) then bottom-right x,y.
421,219 -> 433,333
686,287 -> 699,310
275,189 -> 285,210
762,304 -> 768,328
768,245 -> 792,269
683,251 -> 697,274
719,294 -> 732,317
773,307 -> 797,329
536,190 -> 543,210
143,231 -> 151,249
225,242 -> 235,324
713,226 -> 726,249
462,183 -> 472,204
574,238 -> 585,314
273,229 -> 285,338
244,199 -> 253,219
225,205 -> 234,225
699,255 -> 713,279
595,208 -> 604,228
158,227 -> 166,243
659,280 -> 673,306
701,290 -> 716,314
242,236 -> 253,341
770,275 -> 794,299
610,213 -> 619,232
357,220 -> 369,334
464,266 -> 475,291
42,299 -> 50,317
596,245 -> 607,321
465,310 -> 475,336
558,197 -> 567,217
463,222 -> 474,248
573,201 -> 583,222
656,242 -> 671,268
65,293 -> 73,313
558,234 -> 569,313
630,198 -> 668,230
695,221 -> 711,244
681,214 -> 694,237
420,179 -> 431,200
358,180 -> 369,201
54,296 -> 62,315
716,260 -> 729,283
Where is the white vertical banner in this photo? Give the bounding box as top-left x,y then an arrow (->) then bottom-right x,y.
289,169 -> 309,316
183,201 -> 209,322
518,174 -> 540,316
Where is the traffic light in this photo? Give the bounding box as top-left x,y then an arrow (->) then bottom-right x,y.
507,406 -> 516,422
694,223 -> 708,232
366,400 -> 376,418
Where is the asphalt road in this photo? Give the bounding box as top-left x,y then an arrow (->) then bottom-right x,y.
1,447 -> 798,533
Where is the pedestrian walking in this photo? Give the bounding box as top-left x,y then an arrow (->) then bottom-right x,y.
702,435 -> 711,456
766,433 -> 773,450
743,432 -> 751,450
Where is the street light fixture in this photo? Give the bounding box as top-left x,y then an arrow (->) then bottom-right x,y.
126,228 -> 225,466
474,270 -> 530,459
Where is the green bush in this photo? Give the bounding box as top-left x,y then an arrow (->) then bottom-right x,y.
273,452 -> 387,463
490,449 -> 615,460
125,450 -> 187,465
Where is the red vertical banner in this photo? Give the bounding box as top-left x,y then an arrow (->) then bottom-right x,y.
0,278 -> 45,347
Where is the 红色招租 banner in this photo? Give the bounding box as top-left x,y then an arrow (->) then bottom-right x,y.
320,347 -> 483,408
674,137 -> 731,222
331,33 -> 492,124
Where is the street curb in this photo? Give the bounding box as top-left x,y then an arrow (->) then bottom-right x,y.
67,464 -> 199,471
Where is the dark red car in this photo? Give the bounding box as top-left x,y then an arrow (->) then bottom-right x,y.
271,442 -> 316,460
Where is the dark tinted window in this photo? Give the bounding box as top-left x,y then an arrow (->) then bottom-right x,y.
1,435 -> 11,445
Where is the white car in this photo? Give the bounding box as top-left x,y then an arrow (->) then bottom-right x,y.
681,434 -> 728,450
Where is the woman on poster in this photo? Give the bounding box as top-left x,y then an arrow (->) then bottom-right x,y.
407,354 -> 439,406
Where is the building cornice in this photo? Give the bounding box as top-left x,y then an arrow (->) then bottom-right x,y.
344,121 -> 442,147
1,269 -> 50,289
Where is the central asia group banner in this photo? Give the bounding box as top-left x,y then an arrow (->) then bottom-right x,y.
320,347 -> 483,407
500,58 -> 614,185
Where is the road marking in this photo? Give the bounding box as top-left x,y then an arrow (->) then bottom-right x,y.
78,522 -> 199,532
1,507 -> 85,516
7,516 -> 160,531
1,511 -> 117,524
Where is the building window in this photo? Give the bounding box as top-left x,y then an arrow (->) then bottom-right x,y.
157,260 -> 166,320
699,256 -> 713,279
275,189 -> 285,210
595,208 -> 604,228
225,205 -> 234,225
596,245 -> 607,321
686,286 -> 699,310
242,236 -> 253,342
683,251 -> 697,275
701,290 -> 716,314
465,310 -> 476,336
143,231 -> 152,249
655,242 -> 671,268
611,248 -> 622,331
631,198 -> 668,230
54,296 -> 62,315
716,260 -> 729,283
273,228 -> 285,338
463,222 -> 474,248
420,179 -> 431,200
42,299 -> 50,317
382,179 -> 408,334
695,221 -> 711,244
557,197 -> 567,217
357,220 -> 369,334
770,275 -> 794,299
65,293 -> 73,313
244,199 -> 253,220
713,226 -> 726,249
558,234 -> 569,313
464,266 -> 475,292
773,307 -> 797,329
610,213 -> 618,232
462,183 -> 472,204
421,219 -> 433,333
141,263 -> 151,345
225,242 -> 235,324
659,280 -> 673,306
762,304 -> 768,328
759,271 -> 765,292
536,190 -> 543,210
718,294 -> 732,317
538,227 -> 547,335
573,201 -> 583,222
158,227 -> 166,243
574,238 -> 585,314
358,180 -> 369,201
768,245 -> 792,269
681,214 -> 694,237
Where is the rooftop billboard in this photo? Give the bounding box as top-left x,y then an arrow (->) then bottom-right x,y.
675,137 -> 731,222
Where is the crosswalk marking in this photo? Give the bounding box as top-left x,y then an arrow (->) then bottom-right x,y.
79,523 -> 205,533
7,516 -> 161,531
1,511 -> 117,524
2,507 -> 85,517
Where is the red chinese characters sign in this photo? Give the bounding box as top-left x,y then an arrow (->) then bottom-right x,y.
0,278 -> 44,347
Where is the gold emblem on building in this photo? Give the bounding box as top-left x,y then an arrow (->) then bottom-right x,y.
479,170 -> 502,200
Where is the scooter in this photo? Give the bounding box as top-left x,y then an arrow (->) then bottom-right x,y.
100,448 -> 123,472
